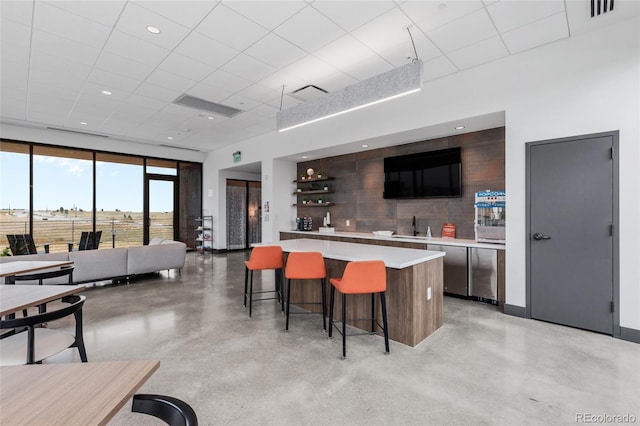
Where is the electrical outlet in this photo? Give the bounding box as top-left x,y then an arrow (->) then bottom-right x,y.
427,287 -> 432,300
346,219 -> 350,226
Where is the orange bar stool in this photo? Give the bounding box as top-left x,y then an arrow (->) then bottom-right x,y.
244,246 -> 284,317
284,251 -> 327,331
329,260 -> 389,358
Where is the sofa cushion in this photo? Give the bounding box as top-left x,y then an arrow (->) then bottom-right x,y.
69,248 -> 128,283
148,237 -> 164,245
127,242 -> 186,275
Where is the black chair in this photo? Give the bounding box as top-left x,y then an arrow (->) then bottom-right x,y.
132,394 -> 198,426
7,267 -> 74,315
6,234 -> 50,255
68,231 -> 102,252
0,295 -> 88,366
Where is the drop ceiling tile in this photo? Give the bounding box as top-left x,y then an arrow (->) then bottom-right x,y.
145,69 -> 197,93
88,69 -> 143,93
220,54 -> 277,83
340,54 -> 394,80
115,2 -> 191,50
95,51 -> 156,81
244,34 -> 308,69
161,103 -> 200,118
401,0 -> 484,33
1,19 -> 31,52
174,32 -> 240,68
104,30 -> 171,67
351,8 -> 415,55
46,1 -> 126,27
31,30 -> 101,66
201,69 -> 252,93
186,83 -> 235,103
313,35 -> 375,74
1,1 -> 33,26
158,53 -> 215,82
224,1 -> 307,30
65,114 -> 107,130
134,81 -> 183,103
273,6 -> 346,52
82,81 -> 131,101
487,0 -> 565,33
259,69 -> 310,92
311,1 -> 396,31
27,94 -> 76,113
26,110 -> 68,126
265,94 -> 303,110
195,4 -> 269,51
421,55 -> 459,81
28,67 -> 81,91
238,83 -> 283,104
502,12 -> 569,54
134,1 -> 218,28
248,103 -> 280,119
427,8 -> 498,53
1,101 -> 27,120
284,55 -> 338,84
124,94 -> 168,112
28,80 -> 80,103
30,51 -> 93,81
314,71 -> 359,93
375,35 -> 442,67
32,2 -> 112,48
446,36 -> 508,69
220,94 -> 261,111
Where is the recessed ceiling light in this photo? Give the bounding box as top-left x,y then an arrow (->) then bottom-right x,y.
302,156 -> 308,159
207,116 -> 214,120
146,26 -> 160,34
167,137 -> 173,140
101,90 -> 112,95
455,126 -> 465,130
80,122 -> 87,125
362,144 -> 369,148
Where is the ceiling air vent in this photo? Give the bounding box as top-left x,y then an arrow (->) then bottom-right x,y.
290,85 -> 328,102
173,94 -> 243,118
591,0 -> 614,17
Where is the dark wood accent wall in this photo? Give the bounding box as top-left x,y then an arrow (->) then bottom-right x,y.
296,127 -> 505,239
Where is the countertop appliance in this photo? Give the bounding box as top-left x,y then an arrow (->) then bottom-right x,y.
474,190 -> 505,243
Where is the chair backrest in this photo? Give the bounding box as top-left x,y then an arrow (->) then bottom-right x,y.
0,295 -> 86,364
132,394 -> 198,426
285,251 -> 326,279
78,231 -> 102,250
6,234 -> 36,255
10,266 -> 74,285
246,246 -> 284,270
340,260 -> 387,294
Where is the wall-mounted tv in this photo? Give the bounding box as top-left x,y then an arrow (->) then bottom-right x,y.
383,147 -> 462,199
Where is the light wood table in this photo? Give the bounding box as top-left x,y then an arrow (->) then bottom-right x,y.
0,260 -> 74,284
0,284 -> 85,317
0,360 -> 160,426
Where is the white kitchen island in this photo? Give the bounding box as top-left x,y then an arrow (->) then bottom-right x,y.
271,238 -> 445,347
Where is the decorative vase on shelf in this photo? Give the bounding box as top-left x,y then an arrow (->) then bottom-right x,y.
306,168 -> 314,178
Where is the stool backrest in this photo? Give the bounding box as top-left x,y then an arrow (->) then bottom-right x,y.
246,246 -> 283,270
285,251 -> 326,279
341,260 -> 387,293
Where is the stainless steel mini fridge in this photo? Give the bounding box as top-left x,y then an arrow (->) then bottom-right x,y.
429,244 -> 468,297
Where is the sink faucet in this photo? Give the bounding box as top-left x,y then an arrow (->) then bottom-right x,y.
412,216 -> 419,236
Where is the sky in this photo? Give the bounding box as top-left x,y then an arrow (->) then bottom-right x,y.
0,152 -> 173,212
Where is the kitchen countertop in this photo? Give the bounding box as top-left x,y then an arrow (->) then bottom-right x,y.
267,238 -> 445,269
281,230 -> 506,250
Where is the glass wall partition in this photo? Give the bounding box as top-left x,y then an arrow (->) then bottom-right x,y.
0,139 -> 202,254
32,146 -> 93,252
0,141 -> 30,254
96,153 -> 144,248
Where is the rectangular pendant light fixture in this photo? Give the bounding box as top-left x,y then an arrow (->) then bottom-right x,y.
277,60 -> 423,132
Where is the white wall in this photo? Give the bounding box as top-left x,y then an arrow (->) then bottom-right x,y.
203,20 -> 639,331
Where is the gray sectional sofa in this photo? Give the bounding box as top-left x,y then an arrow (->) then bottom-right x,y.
0,238 -> 187,284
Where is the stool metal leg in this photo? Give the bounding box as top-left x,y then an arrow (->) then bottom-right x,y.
370,293 -> 376,332
249,270 -> 254,317
381,291 -> 390,353
321,278 -> 327,331
342,293 -> 347,358
328,285 -> 335,338
285,278 -> 292,331
243,267 -> 249,308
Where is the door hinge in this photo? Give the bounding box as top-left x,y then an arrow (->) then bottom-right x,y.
610,301 -> 615,313
610,146 -> 615,159
610,224 -> 614,236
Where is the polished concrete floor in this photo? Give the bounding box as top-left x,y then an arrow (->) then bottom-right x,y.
47,251 -> 639,425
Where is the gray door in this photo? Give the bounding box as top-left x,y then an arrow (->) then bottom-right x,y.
527,133 -> 617,334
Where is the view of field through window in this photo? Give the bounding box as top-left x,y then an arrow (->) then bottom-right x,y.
0,144 -> 174,253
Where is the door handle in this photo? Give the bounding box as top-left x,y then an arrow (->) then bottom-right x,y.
532,233 -> 551,240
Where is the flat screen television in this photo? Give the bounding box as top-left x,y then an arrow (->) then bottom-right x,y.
383,147 -> 462,199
